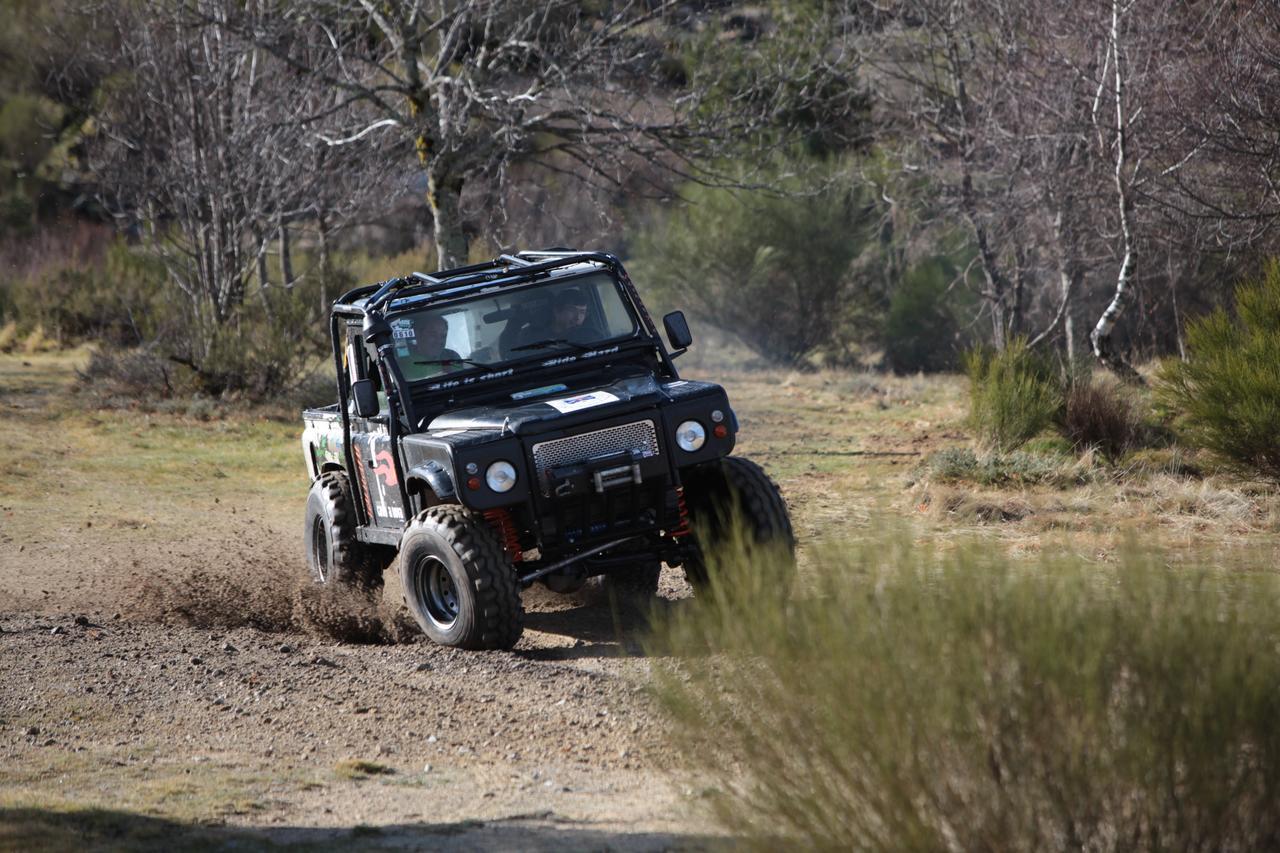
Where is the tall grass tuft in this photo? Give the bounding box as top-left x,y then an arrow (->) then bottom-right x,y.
1157,260 -> 1280,481
964,339 -> 1064,451
650,528 -> 1280,851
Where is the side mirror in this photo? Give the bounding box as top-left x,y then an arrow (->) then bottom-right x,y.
663,310 -> 693,354
351,378 -> 379,418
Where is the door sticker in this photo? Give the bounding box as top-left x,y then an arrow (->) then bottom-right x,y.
372,450 -> 398,487
544,391 -> 620,413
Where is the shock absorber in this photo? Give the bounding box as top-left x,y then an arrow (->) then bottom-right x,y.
671,486 -> 692,538
483,508 -> 524,562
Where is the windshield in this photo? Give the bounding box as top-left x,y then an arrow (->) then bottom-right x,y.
387,272 -> 639,383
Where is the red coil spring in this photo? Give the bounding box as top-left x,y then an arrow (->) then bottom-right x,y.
672,487 -> 692,538
483,508 -> 523,562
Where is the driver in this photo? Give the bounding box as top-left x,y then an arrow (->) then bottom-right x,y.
549,288 -> 591,341
399,314 -> 461,380
507,287 -> 598,356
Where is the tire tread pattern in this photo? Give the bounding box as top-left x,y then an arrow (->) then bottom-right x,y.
309,471 -> 386,586
683,455 -> 795,589
721,456 -> 795,549
406,505 -> 523,650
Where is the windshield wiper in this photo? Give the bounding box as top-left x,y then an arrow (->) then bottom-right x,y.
509,338 -> 595,353
414,357 -> 488,369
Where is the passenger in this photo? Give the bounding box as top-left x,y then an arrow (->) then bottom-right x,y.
399,314 -> 461,380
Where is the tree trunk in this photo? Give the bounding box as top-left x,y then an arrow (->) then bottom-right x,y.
1064,307 -> 1075,365
278,213 -> 294,288
317,210 -> 330,314
255,229 -> 270,293
1029,204 -> 1080,361
254,228 -> 274,323
428,168 -> 467,270
1092,0 -> 1142,383
1091,250 -> 1139,379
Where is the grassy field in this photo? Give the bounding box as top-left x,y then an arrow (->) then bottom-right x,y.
3,348 -> 1279,591
0,350 -> 304,573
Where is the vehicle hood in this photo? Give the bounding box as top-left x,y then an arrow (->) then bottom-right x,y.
425,374 -> 720,435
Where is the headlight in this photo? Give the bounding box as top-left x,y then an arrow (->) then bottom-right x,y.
485,460 -> 517,492
675,420 -> 706,452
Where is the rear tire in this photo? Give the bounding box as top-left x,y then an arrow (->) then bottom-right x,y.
682,456 -> 795,591
399,505 -> 523,650
305,472 -> 389,589
581,560 -> 662,616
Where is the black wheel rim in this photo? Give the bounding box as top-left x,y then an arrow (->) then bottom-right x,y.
413,555 -> 459,630
311,515 -> 329,583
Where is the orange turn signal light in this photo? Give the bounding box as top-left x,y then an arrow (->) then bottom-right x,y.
466,476 -> 482,490
713,424 -> 729,439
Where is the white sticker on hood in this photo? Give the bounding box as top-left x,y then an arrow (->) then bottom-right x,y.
544,391 -> 620,413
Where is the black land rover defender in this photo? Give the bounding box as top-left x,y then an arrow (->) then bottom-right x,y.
301,250 -> 793,649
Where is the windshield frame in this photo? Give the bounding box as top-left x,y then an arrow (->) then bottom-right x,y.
381,268 -> 651,390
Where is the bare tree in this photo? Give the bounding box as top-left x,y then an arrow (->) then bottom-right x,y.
860,0 -> 1048,351
861,0 -> 1272,375
1086,0 -> 1154,379
87,0 -> 387,367
241,0 -> 848,269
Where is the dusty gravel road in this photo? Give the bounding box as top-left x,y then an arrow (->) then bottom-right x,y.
0,352 -> 736,850
1,515 -> 720,850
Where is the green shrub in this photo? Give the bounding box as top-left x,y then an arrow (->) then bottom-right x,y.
628,158 -> 885,367
883,256 -> 970,373
1122,446 -> 1204,479
0,190 -> 34,235
0,227 -> 158,344
1062,376 -> 1148,460
1157,261 -> 1280,481
78,348 -> 188,400
651,529 -> 1280,851
157,281 -> 331,400
964,338 -> 1064,451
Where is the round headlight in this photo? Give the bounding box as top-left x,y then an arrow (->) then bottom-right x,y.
676,420 -> 706,452
485,460 -> 517,492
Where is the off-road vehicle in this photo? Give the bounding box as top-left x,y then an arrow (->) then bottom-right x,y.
301,250 -> 793,649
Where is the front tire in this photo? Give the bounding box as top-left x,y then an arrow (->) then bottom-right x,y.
682,456 -> 795,591
399,505 -> 523,650
305,472 -> 389,588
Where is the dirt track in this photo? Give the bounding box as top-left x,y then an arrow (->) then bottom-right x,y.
0,351 -> 727,849
1,506 -> 720,849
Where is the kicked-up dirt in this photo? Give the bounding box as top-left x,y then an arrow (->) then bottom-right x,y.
1,559 -> 715,850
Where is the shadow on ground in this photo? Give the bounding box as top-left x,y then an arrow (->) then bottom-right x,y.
0,806 -> 722,852
519,597 -> 696,661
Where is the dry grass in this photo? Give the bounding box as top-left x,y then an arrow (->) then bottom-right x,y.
6,349 -> 1279,591
0,320 -> 17,352
0,749 -> 299,826
652,530 -> 1280,851
333,759 -> 396,780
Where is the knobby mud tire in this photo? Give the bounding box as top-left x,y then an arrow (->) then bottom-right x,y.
305,471 -> 390,589
399,505 -> 523,650
580,560 -> 662,617
683,455 -> 795,591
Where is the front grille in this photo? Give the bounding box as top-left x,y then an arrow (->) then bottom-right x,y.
531,419 -> 660,495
